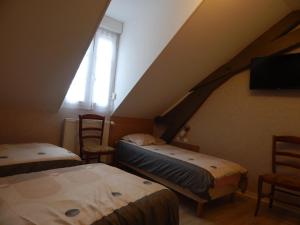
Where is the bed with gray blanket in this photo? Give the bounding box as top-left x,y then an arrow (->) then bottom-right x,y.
0,163 -> 178,225
0,143 -> 82,177
116,140 -> 248,201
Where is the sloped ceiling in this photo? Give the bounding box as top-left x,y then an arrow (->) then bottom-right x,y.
107,0 -> 203,111
284,0 -> 300,10
113,0 -> 294,118
0,0 -> 110,111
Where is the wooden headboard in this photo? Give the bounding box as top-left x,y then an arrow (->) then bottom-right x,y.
108,116 -> 154,146
171,141 -> 200,152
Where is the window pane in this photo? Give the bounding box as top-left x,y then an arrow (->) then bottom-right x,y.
65,43 -> 92,103
63,28 -> 119,112
93,36 -> 115,107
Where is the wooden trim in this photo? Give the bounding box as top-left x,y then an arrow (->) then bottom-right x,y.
156,11 -> 300,142
118,161 -> 207,217
117,161 -> 239,217
82,128 -> 102,131
170,141 -> 200,152
275,188 -> 300,198
80,114 -> 105,120
196,202 -> 205,217
79,114 -> 105,160
272,198 -> 300,208
119,161 -> 206,203
272,135 -> 300,173
82,135 -> 101,139
274,135 -> 300,144
276,151 -> 300,159
276,161 -> 300,170
272,136 -> 276,173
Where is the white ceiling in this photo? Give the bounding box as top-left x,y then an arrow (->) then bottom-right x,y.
106,0 -> 203,111
106,0 -> 300,23
106,0 -> 129,22
113,0 -> 295,118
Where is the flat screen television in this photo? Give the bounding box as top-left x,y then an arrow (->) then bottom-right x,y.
250,53 -> 300,89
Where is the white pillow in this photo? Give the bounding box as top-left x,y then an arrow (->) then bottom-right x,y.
122,133 -> 156,146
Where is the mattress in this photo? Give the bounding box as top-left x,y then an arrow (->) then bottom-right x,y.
116,140 -> 247,199
0,163 -> 179,225
0,143 -> 82,176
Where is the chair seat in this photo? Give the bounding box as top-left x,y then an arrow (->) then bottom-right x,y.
261,173 -> 300,191
83,141 -> 114,153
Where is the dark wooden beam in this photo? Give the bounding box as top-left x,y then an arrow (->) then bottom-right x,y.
156,11 -> 300,142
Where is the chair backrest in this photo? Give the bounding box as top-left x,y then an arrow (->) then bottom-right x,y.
79,114 -> 105,152
272,135 -> 300,173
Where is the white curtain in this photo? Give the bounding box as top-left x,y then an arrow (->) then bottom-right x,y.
63,28 -> 118,115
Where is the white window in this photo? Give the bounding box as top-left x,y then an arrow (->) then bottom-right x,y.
63,27 -> 119,114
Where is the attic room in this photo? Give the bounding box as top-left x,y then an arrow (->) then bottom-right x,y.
1,0 -> 300,224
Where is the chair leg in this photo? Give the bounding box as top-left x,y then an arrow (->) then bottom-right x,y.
269,185 -> 275,209
255,176 -> 263,216
97,153 -> 101,163
196,202 -> 205,217
86,153 -> 90,164
229,193 -> 236,202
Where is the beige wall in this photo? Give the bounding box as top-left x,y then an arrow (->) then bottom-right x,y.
0,0 -> 111,146
187,51 -> 300,192
0,108 -> 94,146
0,0 -> 110,112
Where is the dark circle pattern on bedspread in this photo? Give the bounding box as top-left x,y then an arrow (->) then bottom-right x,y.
143,181 -> 152,185
111,192 -> 122,197
65,209 -> 80,217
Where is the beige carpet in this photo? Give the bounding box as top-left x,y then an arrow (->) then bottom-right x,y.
179,195 -> 300,225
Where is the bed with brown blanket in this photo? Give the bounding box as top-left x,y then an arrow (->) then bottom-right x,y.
116,134 -> 248,216
0,143 -> 82,177
0,163 -> 179,225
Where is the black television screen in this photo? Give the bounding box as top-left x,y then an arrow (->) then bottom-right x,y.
250,53 -> 300,89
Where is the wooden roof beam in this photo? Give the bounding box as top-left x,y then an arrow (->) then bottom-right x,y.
156,11 -> 300,142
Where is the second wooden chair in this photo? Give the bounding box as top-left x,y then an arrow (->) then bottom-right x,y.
255,135 -> 300,216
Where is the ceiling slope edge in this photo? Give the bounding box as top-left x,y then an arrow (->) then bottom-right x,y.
0,0 -> 111,112
113,0 -> 291,119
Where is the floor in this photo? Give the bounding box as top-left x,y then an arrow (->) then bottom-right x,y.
179,195 -> 300,225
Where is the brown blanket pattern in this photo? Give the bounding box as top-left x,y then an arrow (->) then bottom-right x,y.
0,164 -> 179,225
0,143 -> 81,176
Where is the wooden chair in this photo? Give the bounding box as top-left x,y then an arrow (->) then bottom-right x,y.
79,114 -> 114,163
255,135 -> 300,216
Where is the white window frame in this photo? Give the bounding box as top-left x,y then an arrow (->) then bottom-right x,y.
62,16 -> 123,115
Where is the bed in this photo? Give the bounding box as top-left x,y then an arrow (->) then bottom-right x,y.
0,143 -> 82,177
0,163 -> 179,225
116,137 -> 248,216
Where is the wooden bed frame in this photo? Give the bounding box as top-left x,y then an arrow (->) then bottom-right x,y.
117,141 -> 239,217
118,161 -> 206,216
108,116 -> 241,216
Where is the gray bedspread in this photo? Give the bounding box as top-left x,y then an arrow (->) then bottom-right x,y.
116,141 -> 214,199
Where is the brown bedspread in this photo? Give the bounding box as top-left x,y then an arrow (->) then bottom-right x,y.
0,164 -> 179,225
0,143 -> 82,177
